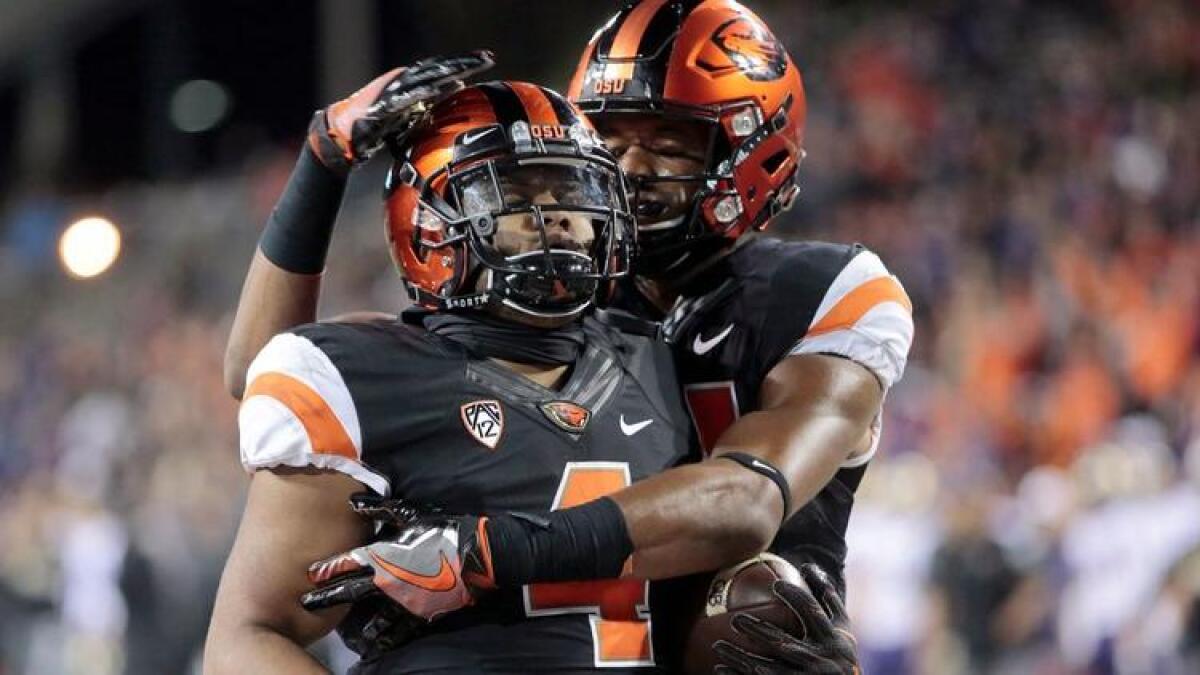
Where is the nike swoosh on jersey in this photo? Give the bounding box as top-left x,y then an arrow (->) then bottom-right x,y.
620,415 -> 654,436
370,550 -> 458,592
462,128 -> 495,145
692,324 -> 735,355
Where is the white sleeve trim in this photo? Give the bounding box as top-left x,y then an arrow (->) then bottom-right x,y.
789,306 -> 913,390
790,252 -> 914,390
842,412 -> 883,469
239,396 -> 390,495
244,333 -> 363,456
809,250 -> 891,325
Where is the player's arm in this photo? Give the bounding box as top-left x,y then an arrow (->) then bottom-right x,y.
225,254 -> 325,400
204,468 -> 369,675
606,250 -> 912,578
212,328 -> 397,664
223,53 -> 493,399
300,360 -> 879,619
305,252 -> 910,614
612,351 -> 882,578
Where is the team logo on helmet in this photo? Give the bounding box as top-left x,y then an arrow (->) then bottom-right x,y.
709,17 -> 788,82
540,400 -> 592,433
461,399 -> 504,449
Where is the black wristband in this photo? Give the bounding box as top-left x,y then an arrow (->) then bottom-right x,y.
717,452 -> 792,525
258,143 -> 347,274
486,497 -> 633,587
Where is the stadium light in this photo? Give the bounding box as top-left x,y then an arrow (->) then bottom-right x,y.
170,79 -> 232,133
59,216 -> 122,279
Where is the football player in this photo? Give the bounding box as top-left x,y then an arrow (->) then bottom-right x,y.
204,82 -> 696,673
428,3 -> 912,670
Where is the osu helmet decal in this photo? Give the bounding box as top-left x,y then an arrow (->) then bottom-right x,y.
569,0 -> 806,275
384,81 -> 635,322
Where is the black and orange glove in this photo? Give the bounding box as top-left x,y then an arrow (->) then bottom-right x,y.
300,493 -> 496,622
307,51 -> 493,174
714,564 -> 861,675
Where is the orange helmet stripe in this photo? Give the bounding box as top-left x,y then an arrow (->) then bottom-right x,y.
609,0 -> 669,60
567,38 -> 598,100
506,81 -> 560,127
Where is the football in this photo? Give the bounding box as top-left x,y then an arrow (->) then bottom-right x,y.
681,553 -> 806,674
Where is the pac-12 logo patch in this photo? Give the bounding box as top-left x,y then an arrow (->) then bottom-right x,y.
540,400 -> 592,433
461,399 -> 504,449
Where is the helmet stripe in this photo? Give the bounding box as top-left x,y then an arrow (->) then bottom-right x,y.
506,81 -> 560,127
542,88 -> 582,127
609,0 -> 669,60
477,81 -> 530,126
635,0 -> 684,61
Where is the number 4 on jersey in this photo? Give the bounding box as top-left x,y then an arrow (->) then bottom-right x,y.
524,462 -> 654,667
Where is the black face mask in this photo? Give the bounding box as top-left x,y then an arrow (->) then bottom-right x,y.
424,312 -> 585,367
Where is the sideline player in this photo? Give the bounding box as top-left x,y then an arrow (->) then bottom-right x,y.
205,82 -> 694,673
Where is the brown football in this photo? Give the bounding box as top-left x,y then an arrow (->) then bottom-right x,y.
680,553 -> 806,674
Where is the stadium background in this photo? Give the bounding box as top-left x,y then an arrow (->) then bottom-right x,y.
1,0 -> 1198,673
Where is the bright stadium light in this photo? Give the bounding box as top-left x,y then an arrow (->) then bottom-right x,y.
59,217 -> 122,279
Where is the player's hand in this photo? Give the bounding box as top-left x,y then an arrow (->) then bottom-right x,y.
713,564 -> 860,675
300,493 -> 496,622
307,50 -> 494,173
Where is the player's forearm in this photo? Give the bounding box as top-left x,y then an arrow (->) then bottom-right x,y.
608,389 -> 868,579
711,404 -> 861,523
204,623 -> 330,675
224,141 -> 350,399
484,405 -> 866,586
483,463 -> 777,587
611,461 -> 779,578
225,249 -> 323,398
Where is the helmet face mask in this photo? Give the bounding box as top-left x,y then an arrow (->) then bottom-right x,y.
451,156 -> 632,318
385,83 -> 635,324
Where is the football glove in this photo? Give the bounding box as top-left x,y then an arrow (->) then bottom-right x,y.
307,50 -> 494,173
714,564 -> 861,675
300,493 -> 496,622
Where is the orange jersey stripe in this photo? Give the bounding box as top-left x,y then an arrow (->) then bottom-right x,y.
506,82 -> 560,126
807,276 -> 912,338
244,372 -> 358,461
609,0 -> 668,59
597,620 -> 652,663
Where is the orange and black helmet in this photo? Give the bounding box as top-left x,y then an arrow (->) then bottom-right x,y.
385,81 -> 634,322
568,0 -> 805,274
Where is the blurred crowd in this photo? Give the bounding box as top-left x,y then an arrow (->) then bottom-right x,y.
2,0 -> 1198,673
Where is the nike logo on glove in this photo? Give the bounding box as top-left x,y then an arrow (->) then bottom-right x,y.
693,324 -> 734,355
370,551 -> 458,592
620,415 -> 654,436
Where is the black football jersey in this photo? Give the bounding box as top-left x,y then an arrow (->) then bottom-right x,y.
646,236 -> 914,589
239,312 -> 692,673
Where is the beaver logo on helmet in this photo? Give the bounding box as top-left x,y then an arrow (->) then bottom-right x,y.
709,17 -> 787,82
